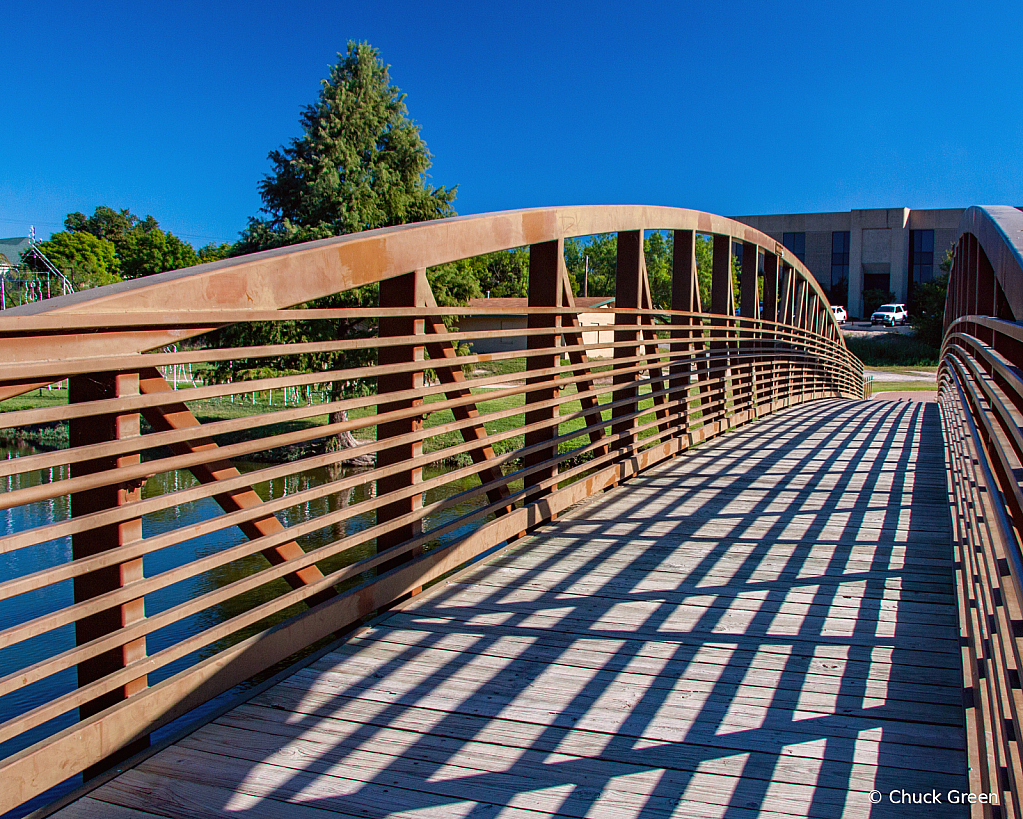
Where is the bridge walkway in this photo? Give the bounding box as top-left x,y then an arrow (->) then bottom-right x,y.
53,397 -> 966,819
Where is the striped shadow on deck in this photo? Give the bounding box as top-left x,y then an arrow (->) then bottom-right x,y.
53,398 -> 966,819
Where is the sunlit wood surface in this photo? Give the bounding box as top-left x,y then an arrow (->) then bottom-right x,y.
55,398 -> 966,819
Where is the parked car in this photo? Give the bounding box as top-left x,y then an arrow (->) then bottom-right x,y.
870,303 -> 908,326
830,305 -> 847,324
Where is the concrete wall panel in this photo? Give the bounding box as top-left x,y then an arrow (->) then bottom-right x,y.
862,228 -> 891,263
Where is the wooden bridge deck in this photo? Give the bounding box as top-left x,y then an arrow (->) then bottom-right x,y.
54,397 -> 967,819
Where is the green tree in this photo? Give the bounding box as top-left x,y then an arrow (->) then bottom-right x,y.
197,242 -> 233,264
564,232 -> 735,311
910,249 -> 952,350
64,206 -> 139,249
644,231 -> 673,308
564,234 -> 618,300
910,273 -> 947,350
427,262 -> 483,307
119,228 -> 198,279
31,232 -> 120,290
65,205 -> 199,278
212,42 -> 460,459
235,40 -> 456,254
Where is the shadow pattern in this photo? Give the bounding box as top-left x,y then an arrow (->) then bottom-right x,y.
67,399 -> 968,819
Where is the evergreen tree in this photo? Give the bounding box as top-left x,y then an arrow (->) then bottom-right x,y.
215,42 -> 460,460
235,40 -> 456,254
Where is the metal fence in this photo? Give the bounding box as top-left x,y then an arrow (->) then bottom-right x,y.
938,205 -> 1023,816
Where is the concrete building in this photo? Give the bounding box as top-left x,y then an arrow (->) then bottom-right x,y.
732,208 -> 963,318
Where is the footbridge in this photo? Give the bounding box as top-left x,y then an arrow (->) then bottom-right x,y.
1,205 -> 1021,817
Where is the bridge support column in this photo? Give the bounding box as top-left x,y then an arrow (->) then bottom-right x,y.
709,234 -> 733,429
69,371 -> 149,778
612,231 -> 644,461
377,269 -> 429,589
778,262 -> 795,409
739,241 -> 759,420
761,251 -> 779,415
525,240 -> 563,502
670,230 -> 697,442
791,276 -> 808,405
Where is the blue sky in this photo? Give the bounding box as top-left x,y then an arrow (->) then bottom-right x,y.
2,0 -> 1021,246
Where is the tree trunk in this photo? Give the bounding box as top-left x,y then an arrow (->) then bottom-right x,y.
327,409 -> 374,466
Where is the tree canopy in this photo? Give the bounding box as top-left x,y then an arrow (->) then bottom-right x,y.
64,205 -> 199,279
235,41 -> 456,255
31,231 -> 120,290
564,232 -> 737,310
208,40 -> 462,413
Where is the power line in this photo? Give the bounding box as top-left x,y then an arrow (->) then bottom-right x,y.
0,217 -> 235,245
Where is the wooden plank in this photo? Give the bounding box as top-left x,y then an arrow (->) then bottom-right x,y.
56,798 -> 166,819
401,587 -> 962,654
611,230 -> 645,452
525,239 -> 563,495
96,759 -> 825,819
307,641 -> 965,723
214,702 -> 931,800
448,571 -> 959,626
68,371 -> 150,776
176,723 -> 874,819
261,672 -> 964,764
353,623 -> 966,697
377,268 -> 428,583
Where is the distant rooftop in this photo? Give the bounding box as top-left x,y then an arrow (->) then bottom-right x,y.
0,237 -> 31,269
467,296 -> 614,311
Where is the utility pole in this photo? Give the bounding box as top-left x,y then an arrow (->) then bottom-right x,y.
584,255 -> 589,298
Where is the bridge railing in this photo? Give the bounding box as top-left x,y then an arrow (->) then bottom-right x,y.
939,205 -> 1023,816
0,206 -> 862,814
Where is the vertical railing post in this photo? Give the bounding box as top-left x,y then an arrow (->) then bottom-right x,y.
69,371 -> 148,778
778,262 -> 793,406
739,241 -> 759,419
709,234 -> 733,428
612,231 -> 644,459
978,248 -> 996,347
811,301 -> 825,398
525,240 -> 563,500
943,239 -> 957,331
793,277 -> 808,401
762,251 -> 779,413
377,269 -> 428,585
670,229 -> 697,441
962,234 -> 975,344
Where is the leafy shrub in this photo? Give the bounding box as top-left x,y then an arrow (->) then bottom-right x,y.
862,288 -> 895,318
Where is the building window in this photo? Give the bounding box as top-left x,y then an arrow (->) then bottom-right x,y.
864,273 -> 891,293
910,229 -> 934,285
831,232 -> 850,285
782,232 -> 805,263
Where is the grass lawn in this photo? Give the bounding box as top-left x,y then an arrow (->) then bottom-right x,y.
865,364 -> 938,394
1,348 -> 759,464
1,368 -> 680,464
